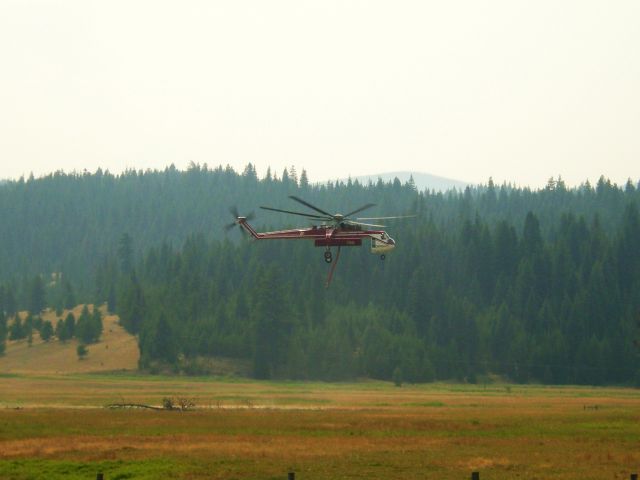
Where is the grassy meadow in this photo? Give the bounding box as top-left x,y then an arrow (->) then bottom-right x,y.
1,374 -> 639,479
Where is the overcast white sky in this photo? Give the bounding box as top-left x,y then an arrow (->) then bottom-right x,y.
1,1 -> 639,187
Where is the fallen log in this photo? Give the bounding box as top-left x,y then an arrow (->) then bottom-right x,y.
105,403 -> 164,410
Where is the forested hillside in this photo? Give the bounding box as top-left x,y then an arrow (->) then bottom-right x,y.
1,166 -> 639,385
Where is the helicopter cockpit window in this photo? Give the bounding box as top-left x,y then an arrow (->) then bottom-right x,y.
381,233 -> 387,240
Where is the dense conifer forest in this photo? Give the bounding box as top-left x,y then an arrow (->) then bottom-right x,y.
1,165 -> 639,385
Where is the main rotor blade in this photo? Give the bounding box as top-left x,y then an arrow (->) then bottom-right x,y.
260,206 -> 329,220
345,220 -> 387,228
356,214 -> 416,220
343,203 -> 376,218
288,196 -> 333,217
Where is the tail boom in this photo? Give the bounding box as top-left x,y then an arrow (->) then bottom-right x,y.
237,218 -> 261,239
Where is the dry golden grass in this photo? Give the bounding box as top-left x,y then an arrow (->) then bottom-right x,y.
0,305 -> 139,374
0,375 -> 639,479
5,308 -> 637,477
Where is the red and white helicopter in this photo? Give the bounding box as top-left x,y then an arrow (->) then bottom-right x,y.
226,196 -> 413,286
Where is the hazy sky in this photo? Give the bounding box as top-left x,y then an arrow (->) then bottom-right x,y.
1,1 -> 639,187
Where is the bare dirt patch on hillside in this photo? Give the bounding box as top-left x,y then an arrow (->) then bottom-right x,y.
0,306 -> 139,374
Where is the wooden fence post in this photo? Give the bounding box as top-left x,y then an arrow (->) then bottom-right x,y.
471,472 -> 479,480
630,474 -> 637,480
288,472 -> 295,480
96,474 -> 104,480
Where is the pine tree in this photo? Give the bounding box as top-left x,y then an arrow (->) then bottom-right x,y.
4,287 -> 16,317
522,211 -> 543,255
242,163 -> 258,183
92,307 -> 103,340
77,344 -> 88,360
61,312 -> 75,341
118,274 -> 145,334
55,318 -> 64,340
289,166 -> 298,186
62,279 -> 76,309
76,305 -> 100,344
139,312 -> 178,367
0,312 -> 6,355
9,313 -> 25,340
40,320 -> 53,342
299,169 -> 309,189
252,266 -> 290,379
118,233 -> 134,275
107,283 -> 116,313
28,275 -> 46,314
281,168 -> 290,189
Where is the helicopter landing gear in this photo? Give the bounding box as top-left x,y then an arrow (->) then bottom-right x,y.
324,250 -> 333,263
380,254 -> 386,261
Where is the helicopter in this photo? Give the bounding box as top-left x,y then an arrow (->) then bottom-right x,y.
226,195 -> 413,286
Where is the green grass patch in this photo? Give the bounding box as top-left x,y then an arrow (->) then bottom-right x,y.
402,401 -> 445,407
270,397 -> 332,405
0,459 -> 180,480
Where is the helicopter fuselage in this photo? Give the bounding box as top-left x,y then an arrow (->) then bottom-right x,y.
236,218 -> 396,255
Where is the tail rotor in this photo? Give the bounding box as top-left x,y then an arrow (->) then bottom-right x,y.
224,206 -> 255,235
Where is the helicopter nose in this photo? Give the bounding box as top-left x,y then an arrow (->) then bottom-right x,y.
389,238 -> 396,246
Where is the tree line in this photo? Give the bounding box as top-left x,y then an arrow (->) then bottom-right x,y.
0,166 -> 639,384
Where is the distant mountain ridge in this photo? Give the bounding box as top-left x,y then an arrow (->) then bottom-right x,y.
329,171 -> 470,192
